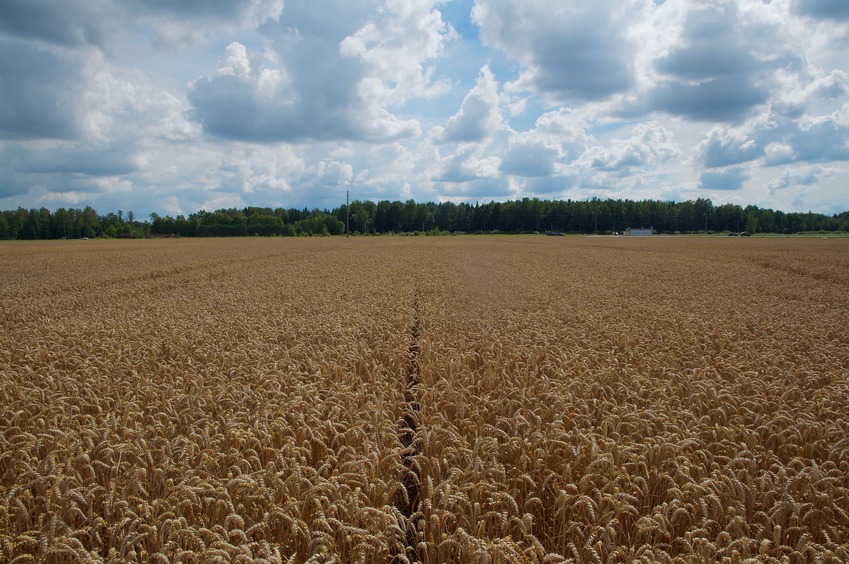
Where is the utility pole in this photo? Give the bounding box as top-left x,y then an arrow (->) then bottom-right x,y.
346,190 -> 349,238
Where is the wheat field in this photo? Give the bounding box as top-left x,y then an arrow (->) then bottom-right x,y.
1,236 -> 847,563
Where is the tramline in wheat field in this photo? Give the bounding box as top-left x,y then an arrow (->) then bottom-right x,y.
1,236 -> 848,562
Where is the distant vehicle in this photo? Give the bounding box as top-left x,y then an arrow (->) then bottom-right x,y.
546,231 -> 565,236
740,231 -> 751,237
81,236 -> 89,240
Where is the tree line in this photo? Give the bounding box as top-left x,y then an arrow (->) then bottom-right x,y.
2,198 -> 848,240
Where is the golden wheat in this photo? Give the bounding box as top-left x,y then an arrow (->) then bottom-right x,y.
1,236 -> 847,562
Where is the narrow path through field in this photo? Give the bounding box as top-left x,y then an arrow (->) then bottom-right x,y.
393,287 -> 422,562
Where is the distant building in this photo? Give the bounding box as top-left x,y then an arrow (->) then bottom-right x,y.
624,227 -> 654,236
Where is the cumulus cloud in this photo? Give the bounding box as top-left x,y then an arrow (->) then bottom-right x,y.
143,92 -> 199,142
686,102 -> 849,174
642,1 -> 780,123
589,122 -> 679,171
435,146 -> 501,183
0,0 -> 284,52
0,0 -> 108,47
529,109 -> 590,164
647,79 -> 767,123
315,160 -> 354,187
130,0 -> 284,47
764,142 -> 797,166
771,69 -> 848,118
339,0 -> 453,106
130,0 -> 282,22
744,111 -> 849,167
189,144 -> 301,201
523,175 -> 579,196
695,127 -> 763,168
18,145 -> 140,177
700,167 -> 748,191
500,137 -> 558,177
791,0 -> 849,21
189,0 -> 452,143
2,0 -> 849,216
767,167 -> 827,194
0,41 -> 85,139
187,42 -> 312,142
787,114 -> 849,162
440,65 -> 501,143
472,0 -> 637,101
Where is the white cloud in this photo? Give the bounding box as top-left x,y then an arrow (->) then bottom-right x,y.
1,0 -> 849,216
589,122 -> 679,171
500,135 -> 559,177
188,1 -> 454,143
143,92 -> 199,143
131,0 -> 285,47
695,127 -> 763,168
791,0 -> 849,21
222,145 -> 301,194
0,40 -> 87,140
764,142 -> 797,166
161,195 -> 184,216
0,0 -> 114,48
440,65 -> 501,143
315,160 -> 354,186
339,0 -> 454,106
637,1 -> 790,123
434,145 -> 501,183
472,0 -> 638,102
767,166 -> 828,194
700,167 -> 749,191
529,109 -> 590,164
219,42 -> 252,77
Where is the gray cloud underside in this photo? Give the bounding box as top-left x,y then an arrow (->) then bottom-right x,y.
187,0 -> 440,143
792,0 -> 849,20
784,120 -> 849,163
131,0 -> 248,18
0,0 -> 105,47
527,28 -> 634,100
0,41 -> 83,140
16,145 -> 139,177
699,133 -> 763,169
500,142 -> 557,177
440,66 -> 499,143
697,114 -> 849,170
188,65 -> 367,143
524,175 -> 579,195
643,3 -> 793,122
648,79 -> 768,123
700,167 -> 748,191
0,0 -> 280,50
472,1 -> 636,101
436,160 -> 480,184
441,91 -> 494,143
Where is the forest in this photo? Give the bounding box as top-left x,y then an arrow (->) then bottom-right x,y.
1,197 -> 848,240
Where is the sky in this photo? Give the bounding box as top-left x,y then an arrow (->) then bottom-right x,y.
1,0 -> 848,218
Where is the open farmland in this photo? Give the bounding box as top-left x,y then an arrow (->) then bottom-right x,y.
1,236 -> 848,562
